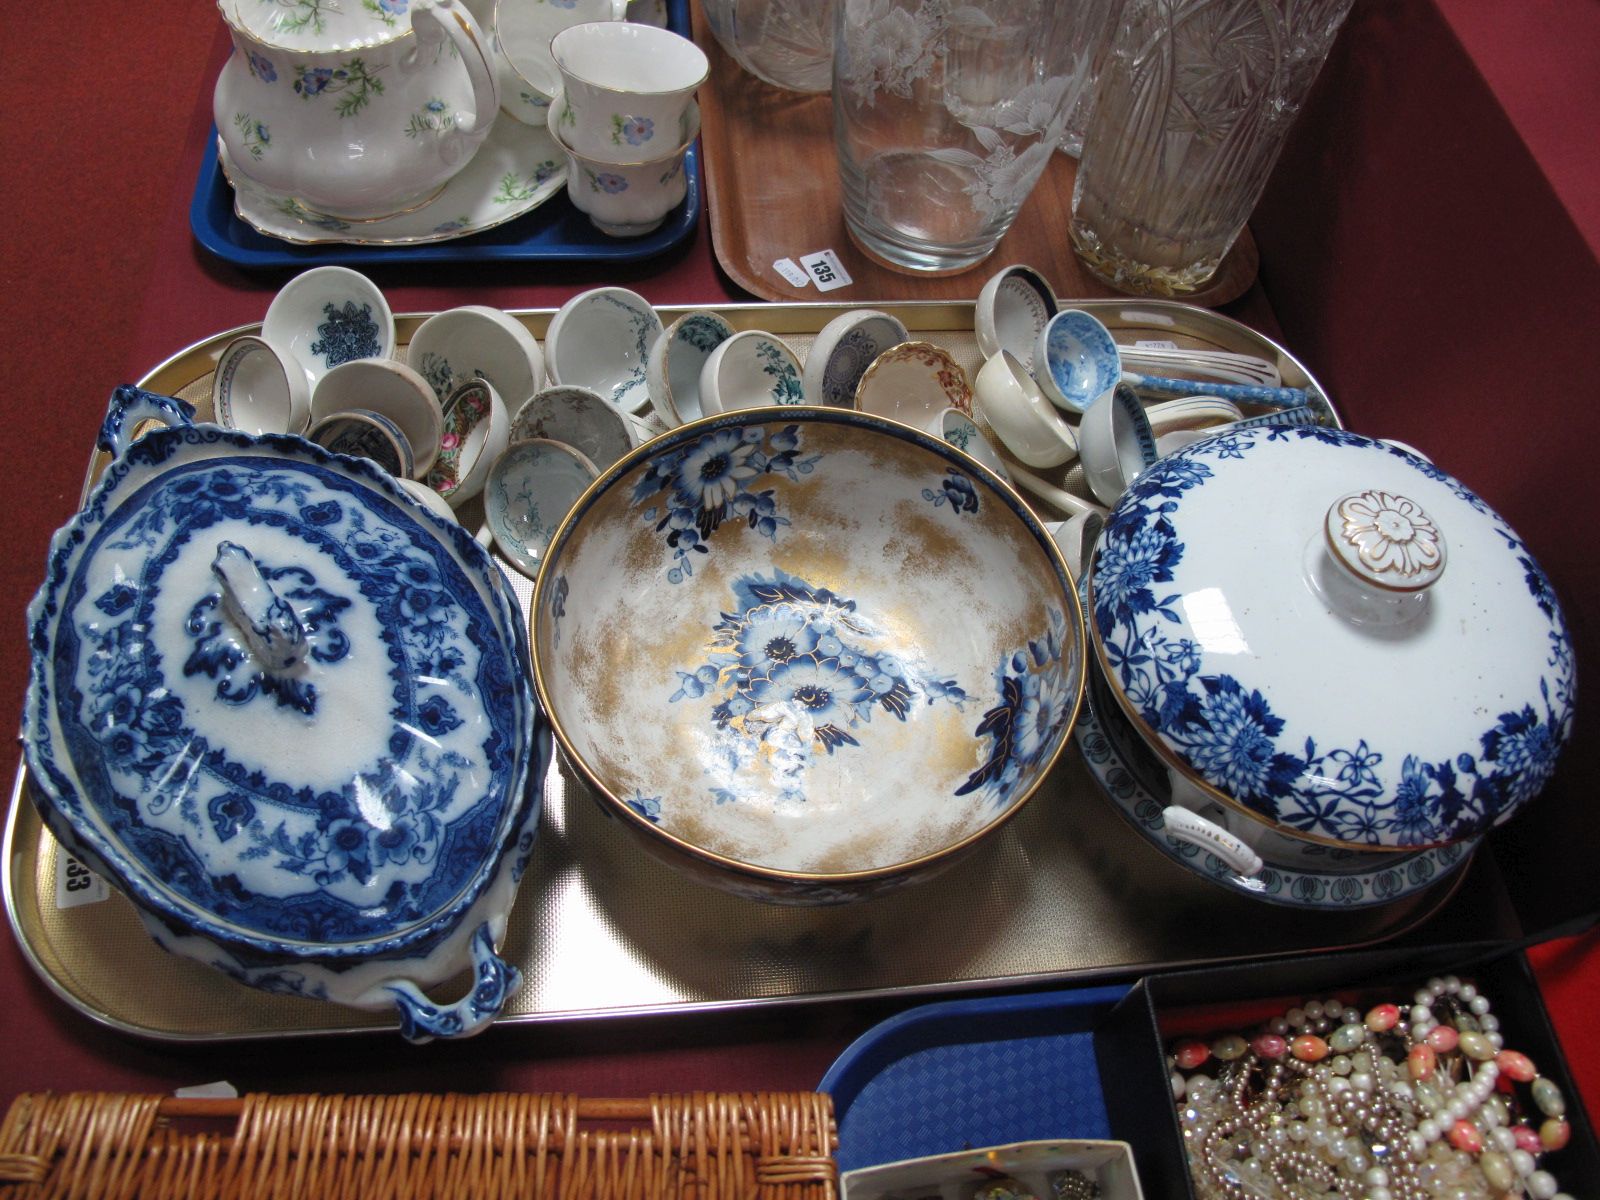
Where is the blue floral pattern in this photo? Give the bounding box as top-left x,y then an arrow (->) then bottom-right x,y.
1075,658 -> 1472,909
667,570 -> 966,803
1091,425 -> 1575,847
922,471 -> 978,513
958,608 -> 1073,805
309,299 -> 381,368
631,422 -> 819,583
612,114 -> 655,147
29,404 -> 537,958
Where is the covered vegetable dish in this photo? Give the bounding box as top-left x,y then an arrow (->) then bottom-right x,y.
1086,423 -> 1574,863
23,387 -> 547,1040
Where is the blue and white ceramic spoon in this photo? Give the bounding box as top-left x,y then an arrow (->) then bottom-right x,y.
1037,308 -> 1315,412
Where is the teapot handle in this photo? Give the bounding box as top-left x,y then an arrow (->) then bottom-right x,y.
412,0 -> 500,140
383,922 -> 522,1043
99,385 -> 198,458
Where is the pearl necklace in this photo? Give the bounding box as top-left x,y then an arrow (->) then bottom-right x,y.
1169,979 -> 1574,1200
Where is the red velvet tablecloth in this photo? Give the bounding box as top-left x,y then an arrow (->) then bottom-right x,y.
2,0 -> 1595,1160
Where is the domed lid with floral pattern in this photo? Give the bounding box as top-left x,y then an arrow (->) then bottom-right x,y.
1087,425 -> 1574,850
24,388 -> 539,964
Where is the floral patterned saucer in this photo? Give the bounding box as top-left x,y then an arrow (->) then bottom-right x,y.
217,113 -> 567,246
853,341 -> 973,426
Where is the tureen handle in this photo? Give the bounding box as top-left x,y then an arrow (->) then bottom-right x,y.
410,0 -> 500,141
98,385 -> 197,458
1161,806 -> 1265,878
212,542 -> 308,674
383,923 -> 523,1043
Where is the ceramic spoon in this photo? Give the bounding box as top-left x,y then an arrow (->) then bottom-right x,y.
1038,309 -> 1315,412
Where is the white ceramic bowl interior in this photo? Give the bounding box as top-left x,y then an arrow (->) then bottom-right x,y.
1077,384 -> 1159,506
544,287 -> 664,416
974,264 -> 1058,372
972,350 -> 1078,470
310,357 -> 444,478
699,330 -> 805,413
937,408 -> 1012,483
509,384 -> 637,471
427,377 -> 512,507
801,309 -> 909,408
483,437 -> 601,577
647,310 -> 737,427
261,267 -> 395,392
212,334 -> 311,436
406,305 -> 546,413
307,408 -> 415,480
531,408 -> 1084,895
854,341 -> 972,428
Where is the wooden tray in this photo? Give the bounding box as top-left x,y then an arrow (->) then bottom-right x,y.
690,4 -> 1258,306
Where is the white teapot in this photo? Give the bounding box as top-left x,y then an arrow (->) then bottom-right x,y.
213,0 -> 500,219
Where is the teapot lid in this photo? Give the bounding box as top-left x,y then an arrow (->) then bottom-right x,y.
220,0 -> 417,51
24,391 -> 538,962
1087,425 -> 1574,850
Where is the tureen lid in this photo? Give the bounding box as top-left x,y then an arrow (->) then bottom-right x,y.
24,388 -> 537,962
1087,425 -> 1575,849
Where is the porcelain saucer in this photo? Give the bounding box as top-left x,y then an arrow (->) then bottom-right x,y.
217,115 -> 568,246
1076,662 -> 1475,910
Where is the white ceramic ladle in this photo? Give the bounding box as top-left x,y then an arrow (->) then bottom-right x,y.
1077,383 -> 1159,506
1037,309 -> 1314,413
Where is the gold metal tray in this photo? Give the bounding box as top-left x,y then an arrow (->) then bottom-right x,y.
3,300 -> 1478,1041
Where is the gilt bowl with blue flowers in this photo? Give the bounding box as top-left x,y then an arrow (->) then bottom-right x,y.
531,407 -> 1085,903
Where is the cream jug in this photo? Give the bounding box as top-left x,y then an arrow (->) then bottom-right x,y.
214,0 -> 500,219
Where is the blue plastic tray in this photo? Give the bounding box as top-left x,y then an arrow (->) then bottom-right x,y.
191,0 -> 699,269
820,986 -> 1130,1173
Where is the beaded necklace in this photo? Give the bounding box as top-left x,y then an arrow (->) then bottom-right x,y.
1169,978 -> 1574,1200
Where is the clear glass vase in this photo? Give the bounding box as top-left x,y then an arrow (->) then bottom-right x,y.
1069,0 -> 1355,296
832,0 -> 1099,274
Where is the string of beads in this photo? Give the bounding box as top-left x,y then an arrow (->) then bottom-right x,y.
1169,978 -> 1574,1200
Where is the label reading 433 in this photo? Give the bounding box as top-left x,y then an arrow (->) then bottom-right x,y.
53,845 -> 110,910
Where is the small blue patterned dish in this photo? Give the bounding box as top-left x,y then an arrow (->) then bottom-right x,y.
483,437 -> 601,578
261,266 -> 395,393
800,309 -> 909,409
544,286 -> 663,417
1087,423 -> 1574,863
530,407 -> 1085,904
23,386 -> 547,1041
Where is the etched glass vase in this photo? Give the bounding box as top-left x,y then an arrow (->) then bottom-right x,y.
832,0 -> 1096,274
1069,0 -> 1355,295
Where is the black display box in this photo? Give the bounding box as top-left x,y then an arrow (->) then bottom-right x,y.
1094,943 -> 1600,1200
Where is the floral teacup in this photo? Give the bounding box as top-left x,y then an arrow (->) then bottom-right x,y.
549,94 -> 699,237
549,21 -> 707,163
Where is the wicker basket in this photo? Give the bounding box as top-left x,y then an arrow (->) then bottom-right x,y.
0,1091 -> 838,1200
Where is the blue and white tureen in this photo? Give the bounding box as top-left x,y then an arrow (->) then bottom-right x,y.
1086,423 -> 1574,881
23,386 -> 548,1041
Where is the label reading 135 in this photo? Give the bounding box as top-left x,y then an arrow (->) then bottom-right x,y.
799,250 -> 853,293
